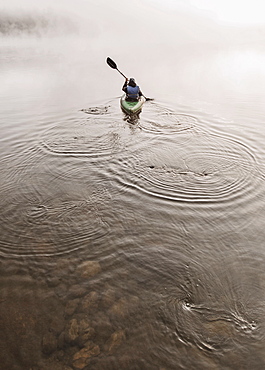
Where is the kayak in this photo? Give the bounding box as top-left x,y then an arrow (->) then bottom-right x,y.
120,95 -> 145,115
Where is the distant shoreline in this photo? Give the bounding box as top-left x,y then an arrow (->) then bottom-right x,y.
0,12 -> 77,37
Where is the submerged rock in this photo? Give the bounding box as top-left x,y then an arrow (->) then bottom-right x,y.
105,329 -> 126,354
108,298 -> 128,320
101,287 -> 116,309
65,318 -> 79,343
46,276 -> 62,287
49,316 -> 65,335
72,341 -> 100,369
42,332 -> 58,355
63,315 -> 95,347
76,317 -> 95,347
80,291 -> 99,313
68,284 -> 87,299
54,283 -> 68,299
92,311 -> 113,344
57,331 -> 66,349
107,295 -> 140,326
77,261 -> 101,279
65,298 -> 80,316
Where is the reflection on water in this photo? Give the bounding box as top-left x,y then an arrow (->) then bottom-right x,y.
1,1 -> 265,369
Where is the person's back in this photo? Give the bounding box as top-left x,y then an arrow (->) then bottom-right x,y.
122,78 -> 142,101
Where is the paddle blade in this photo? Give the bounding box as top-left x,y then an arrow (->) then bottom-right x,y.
106,57 -> 117,69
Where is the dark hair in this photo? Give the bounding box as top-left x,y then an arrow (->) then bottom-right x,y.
128,78 -> 136,87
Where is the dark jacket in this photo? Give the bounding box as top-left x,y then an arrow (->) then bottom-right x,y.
122,79 -> 143,101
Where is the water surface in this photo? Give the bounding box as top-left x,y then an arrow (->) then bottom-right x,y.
1,1 -> 265,369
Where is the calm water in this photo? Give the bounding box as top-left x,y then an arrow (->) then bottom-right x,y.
1,1 -> 265,369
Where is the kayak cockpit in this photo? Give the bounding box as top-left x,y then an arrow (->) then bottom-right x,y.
120,95 -> 145,115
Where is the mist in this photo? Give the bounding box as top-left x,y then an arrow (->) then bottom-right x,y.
1,0 -> 265,113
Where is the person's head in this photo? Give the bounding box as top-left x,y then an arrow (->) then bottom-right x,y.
128,78 -> 136,87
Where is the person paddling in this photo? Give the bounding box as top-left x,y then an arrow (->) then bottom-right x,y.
122,78 -> 143,102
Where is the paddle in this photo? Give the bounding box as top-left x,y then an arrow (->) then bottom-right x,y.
106,57 -> 153,101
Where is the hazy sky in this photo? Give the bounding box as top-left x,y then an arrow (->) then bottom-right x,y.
2,0 -> 265,29
147,0 -> 265,25
190,0 -> 265,24
3,0 -> 265,26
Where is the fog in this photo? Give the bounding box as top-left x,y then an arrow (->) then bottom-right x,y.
1,0 -> 265,110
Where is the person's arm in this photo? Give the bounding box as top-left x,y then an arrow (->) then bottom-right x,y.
139,88 -> 143,97
122,78 -> 128,92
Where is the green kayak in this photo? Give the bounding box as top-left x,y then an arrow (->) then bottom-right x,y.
120,94 -> 146,114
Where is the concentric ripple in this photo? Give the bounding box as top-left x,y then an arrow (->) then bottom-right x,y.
80,104 -> 110,115
154,255 -> 263,356
108,130 -> 261,206
139,102 -> 197,134
0,145 -> 111,257
159,293 -> 257,354
41,119 -> 123,158
0,186 -> 110,257
40,105 -> 127,159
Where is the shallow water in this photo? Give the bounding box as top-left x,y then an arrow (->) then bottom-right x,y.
1,1 -> 265,369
